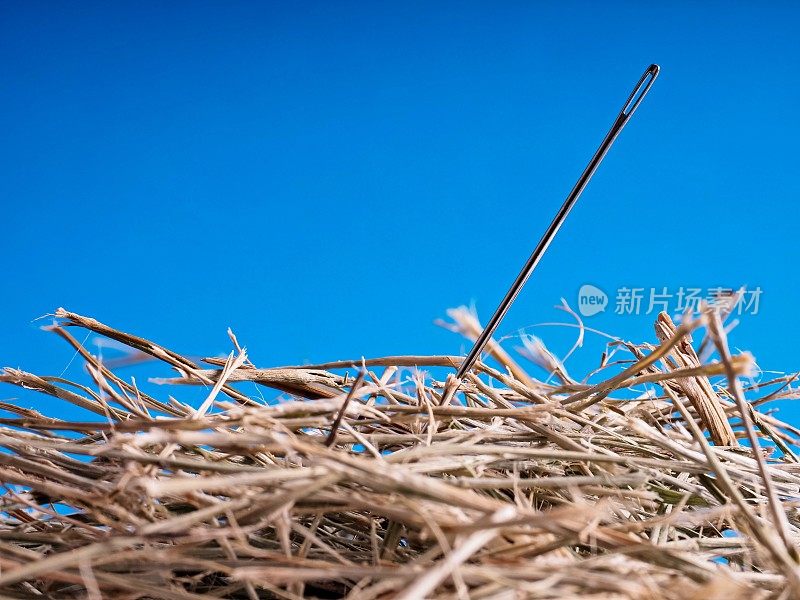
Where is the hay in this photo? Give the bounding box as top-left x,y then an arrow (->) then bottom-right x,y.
1,305 -> 799,599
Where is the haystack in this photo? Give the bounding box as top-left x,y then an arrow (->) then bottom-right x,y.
1,305 -> 798,599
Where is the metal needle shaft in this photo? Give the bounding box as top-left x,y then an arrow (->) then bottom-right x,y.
454,64 -> 660,381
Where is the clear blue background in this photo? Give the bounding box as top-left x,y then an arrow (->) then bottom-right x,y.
2,3 -> 798,415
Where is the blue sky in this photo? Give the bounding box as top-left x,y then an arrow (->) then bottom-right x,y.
2,3 -> 799,416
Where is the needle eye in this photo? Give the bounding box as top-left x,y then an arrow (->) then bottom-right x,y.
621,64 -> 660,118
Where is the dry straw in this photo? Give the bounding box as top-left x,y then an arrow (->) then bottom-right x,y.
0,303 -> 799,599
